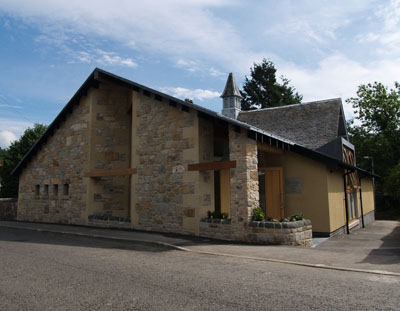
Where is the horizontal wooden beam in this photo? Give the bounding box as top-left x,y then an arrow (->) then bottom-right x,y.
84,168 -> 137,177
188,160 -> 236,172
257,142 -> 283,155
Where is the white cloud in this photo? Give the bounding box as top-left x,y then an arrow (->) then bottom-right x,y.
1,0 -> 399,122
3,19 -> 10,29
209,67 -> 225,77
0,0 -> 381,77
261,1 -> 373,44
0,119 -> 33,148
70,49 -> 137,67
0,0 -> 251,72
279,53 -> 400,120
0,130 -> 17,148
160,87 -> 220,101
176,59 -> 199,72
97,52 -> 137,68
0,104 -> 22,109
361,0 -> 400,56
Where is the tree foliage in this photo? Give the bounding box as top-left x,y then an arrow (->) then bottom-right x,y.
347,82 -> 400,211
241,59 -> 302,110
0,124 -> 47,198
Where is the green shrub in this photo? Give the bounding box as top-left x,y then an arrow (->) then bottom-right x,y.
252,206 -> 265,221
207,211 -> 229,219
214,210 -> 222,219
289,213 -> 304,221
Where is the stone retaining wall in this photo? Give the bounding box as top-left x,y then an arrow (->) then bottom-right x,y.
0,198 -> 17,220
200,218 -> 312,246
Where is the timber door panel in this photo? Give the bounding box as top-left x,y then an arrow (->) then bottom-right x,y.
220,169 -> 231,216
260,167 -> 284,219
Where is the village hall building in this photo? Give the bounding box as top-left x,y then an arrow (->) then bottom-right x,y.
12,68 -> 376,243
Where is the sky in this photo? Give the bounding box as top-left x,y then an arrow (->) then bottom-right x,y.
0,0 -> 400,148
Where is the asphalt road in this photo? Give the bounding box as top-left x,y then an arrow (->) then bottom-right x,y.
0,227 -> 399,311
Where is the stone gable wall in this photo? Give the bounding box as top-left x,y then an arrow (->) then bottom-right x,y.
17,91 -> 92,224
131,93 -> 202,234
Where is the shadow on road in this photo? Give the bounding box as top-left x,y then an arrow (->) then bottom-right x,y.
360,223 -> 400,266
0,227 -> 175,253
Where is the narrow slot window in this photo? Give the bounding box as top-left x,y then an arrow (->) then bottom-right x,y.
63,184 -> 69,196
44,184 -> 49,195
53,184 -> 59,196
35,185 -> 40,196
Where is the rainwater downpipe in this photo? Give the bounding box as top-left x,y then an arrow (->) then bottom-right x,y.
359,177 -> 365,228
343,171 -> 353,234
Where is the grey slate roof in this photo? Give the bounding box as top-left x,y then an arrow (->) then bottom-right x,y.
238,98 -> 346,150
220,73 -> 242,98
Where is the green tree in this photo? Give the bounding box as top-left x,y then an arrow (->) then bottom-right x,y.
347,82 -> 400,211
0,124 -> 47,198
241,58 -> 302,110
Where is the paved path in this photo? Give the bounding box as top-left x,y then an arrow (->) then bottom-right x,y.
1,220 -> 399,275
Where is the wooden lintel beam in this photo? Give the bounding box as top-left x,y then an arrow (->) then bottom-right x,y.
188,160 -> 236,172
257,142 -> 283,155
84,168 -> 137,177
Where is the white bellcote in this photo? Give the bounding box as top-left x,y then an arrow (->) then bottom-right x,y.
221,72 -> 242,119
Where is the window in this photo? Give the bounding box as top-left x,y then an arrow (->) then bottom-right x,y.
213,169 -> 231,218
35,185 -> 40,196
347,189 -> 359,220
53,184 -> 58,196
44,184 -> 49,195
63,184 -> 69,196
214,171 -> 221,214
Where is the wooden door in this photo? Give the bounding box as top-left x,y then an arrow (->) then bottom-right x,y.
260,167 -> 284,219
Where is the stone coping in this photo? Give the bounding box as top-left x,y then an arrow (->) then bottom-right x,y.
88,214 -> 131,223
200,218 -> 231,224
249,219 -> 311,229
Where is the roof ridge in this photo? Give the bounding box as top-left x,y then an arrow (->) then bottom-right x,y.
239,98 -> 342,113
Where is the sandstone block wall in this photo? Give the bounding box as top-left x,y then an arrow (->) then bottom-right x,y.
228,126 -> 259,239
130,92 -> 205,234
17,92 -> 92,225
88,83 -> 131,218
199,218 -> 312,246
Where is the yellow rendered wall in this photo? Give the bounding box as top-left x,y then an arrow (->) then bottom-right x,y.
361,178 -> 375,214
327,171 -> 346,232
259,151 -> 330,233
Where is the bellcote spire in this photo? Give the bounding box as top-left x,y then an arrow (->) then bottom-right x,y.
221,73 -> 242,119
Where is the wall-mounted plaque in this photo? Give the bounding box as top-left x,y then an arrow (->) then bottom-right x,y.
285,178 -> 302,194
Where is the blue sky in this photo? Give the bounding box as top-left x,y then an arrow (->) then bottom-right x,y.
1,0 -> 400,148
